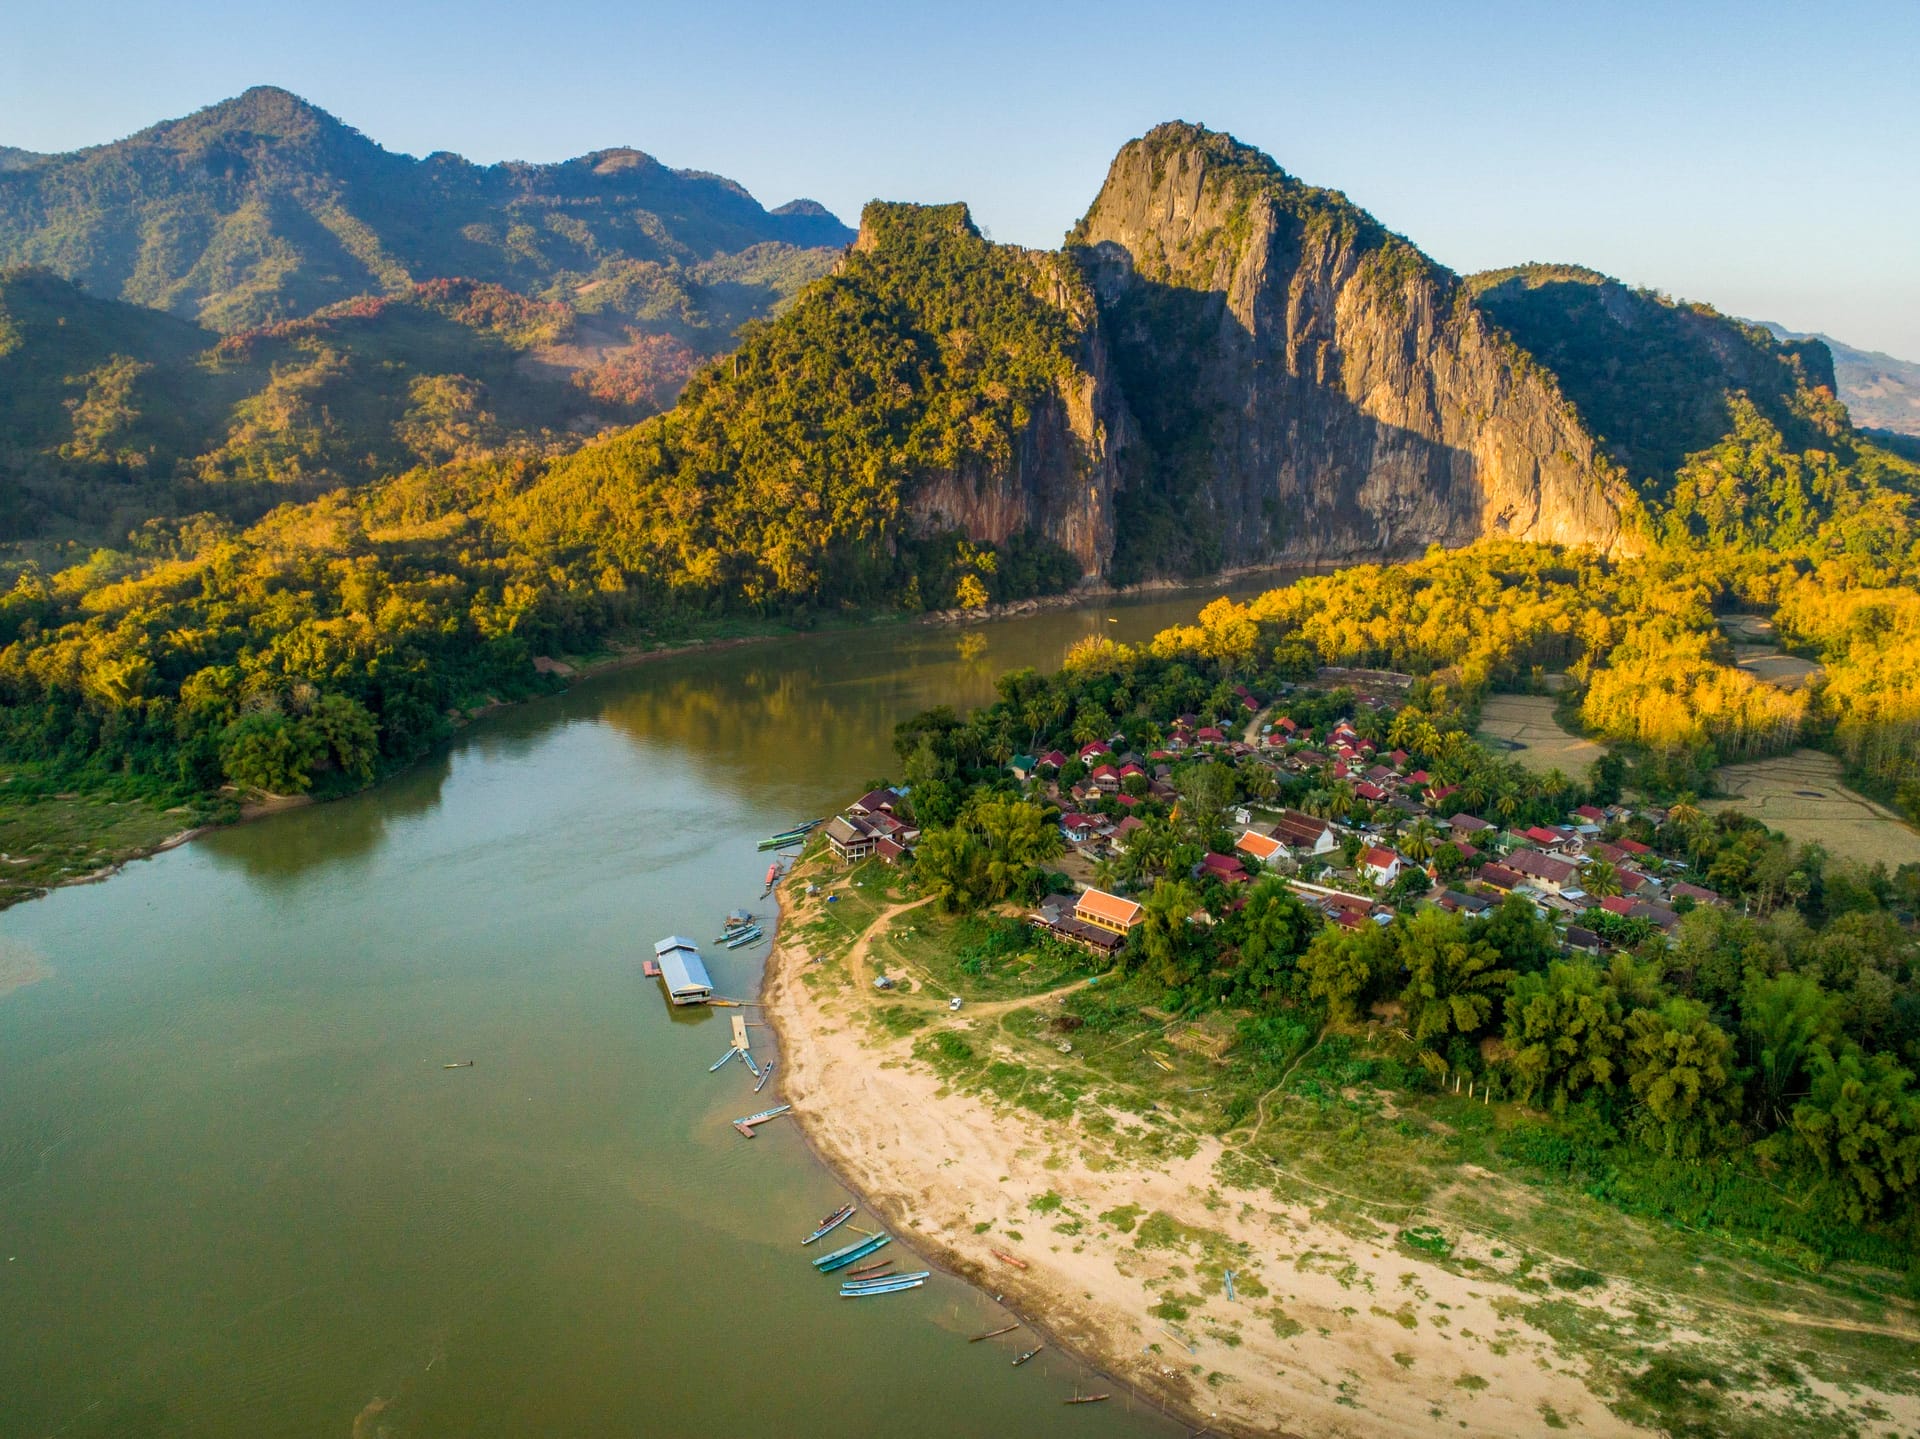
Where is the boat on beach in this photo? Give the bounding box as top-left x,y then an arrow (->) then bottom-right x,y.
991,1249 -> 1029,1270
803,1203 -> 856,1245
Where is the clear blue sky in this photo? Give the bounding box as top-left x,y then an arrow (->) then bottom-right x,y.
6,0 -> 1917,358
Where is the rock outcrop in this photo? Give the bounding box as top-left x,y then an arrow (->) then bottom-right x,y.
1068,123 -> 1633,575
900,233 -> 1133,581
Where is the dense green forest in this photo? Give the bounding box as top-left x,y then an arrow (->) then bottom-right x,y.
0,200 -> 1095,806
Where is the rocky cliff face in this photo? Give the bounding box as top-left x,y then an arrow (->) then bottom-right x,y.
1068,124 -> 1634,576
902,249 -> 1133,580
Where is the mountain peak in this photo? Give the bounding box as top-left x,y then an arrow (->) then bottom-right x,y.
149,86 -> 357,151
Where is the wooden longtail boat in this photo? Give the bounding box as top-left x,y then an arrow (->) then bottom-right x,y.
739,1051 -> 761,1078
757,821 -> 822,850
725,927 -> 764,950
968,1322 -> 1019,1342
839,1277 -> 923,1297
812,1233 -> 890,1272
709,1048 -> 739,1073
845,1257 -> 893,1278
803,1203 -> 856,1245
991,1249 -> 1029,1270
1012,1345 -> 1044,1366
841,1269 -> 929,1288
1063,1393 -> 1109,1405
753,1059 -> 775,1093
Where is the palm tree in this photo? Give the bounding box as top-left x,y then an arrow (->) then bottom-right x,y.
1583,859 -> 1622,898
1400,818 -> 1441,862
1493,784 -> 1522,822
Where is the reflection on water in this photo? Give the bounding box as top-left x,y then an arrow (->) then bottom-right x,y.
0,581 -> 1281,1439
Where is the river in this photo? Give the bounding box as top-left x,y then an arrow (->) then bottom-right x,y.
0,583 -> 1279,1439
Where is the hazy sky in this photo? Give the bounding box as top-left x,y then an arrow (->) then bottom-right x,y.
6,0 -> 1917,357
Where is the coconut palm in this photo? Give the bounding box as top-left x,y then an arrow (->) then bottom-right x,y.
1400,818 -> 1441,862
1582,859 -> 1622,898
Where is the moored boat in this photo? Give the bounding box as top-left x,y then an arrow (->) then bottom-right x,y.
840,1269 -> 930,1291
803,1203 -> 856,1245
838,1277 -> 923,1297
724,926 -> 764,949
1012,1344 -> 1045,1366
812,1232 -> 889,1272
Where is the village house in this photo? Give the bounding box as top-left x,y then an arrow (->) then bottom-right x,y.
1272,810 -> 1339,856
848,787 -> 904,817
825,813 -> 882,862
1235,830 -> 1285,865
1199,852 -> 1248,884
1359,846 -> 1404,886
1074,888 -> 1145,936
1504,847 -> 1581,894
1476,862 -> 1526,893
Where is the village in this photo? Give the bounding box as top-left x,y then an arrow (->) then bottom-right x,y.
817,679 -> 1726,962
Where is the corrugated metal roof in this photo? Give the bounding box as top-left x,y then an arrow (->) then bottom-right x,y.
652,938 -> 713,996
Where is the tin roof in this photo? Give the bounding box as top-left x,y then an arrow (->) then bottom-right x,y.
652,938 -> 713,996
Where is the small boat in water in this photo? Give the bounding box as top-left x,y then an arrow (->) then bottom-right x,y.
968,1322 -> 1019,1343
812,1233 -> 889,1272
724,926 -> 764,950
841,1269 -> 929,1290
1012,1345 -> 1045,1367
753,1059 -> 775,1094
758,820 -> 822,851
1063,1393 -> 1109,1405
739,1051 -> 762,1078
845,1256 -> 893,1278
840,1277 -> 923,1297
803,1203 -> 857,1245
709,1048 -> 740,1073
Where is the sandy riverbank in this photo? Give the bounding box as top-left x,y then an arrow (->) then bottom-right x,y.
760,871 -> 1653,1439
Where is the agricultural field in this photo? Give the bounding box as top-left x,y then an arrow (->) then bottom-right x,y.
1706,749 -> 1920,867
1474,694 -> 1606,778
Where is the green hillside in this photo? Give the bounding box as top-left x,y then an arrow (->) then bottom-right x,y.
0,87 -> 851,334
0,266 -> 687,543
1470,264 -> 1918,550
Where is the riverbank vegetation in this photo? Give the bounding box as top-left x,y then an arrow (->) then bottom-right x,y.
872,586 -> 1920,1277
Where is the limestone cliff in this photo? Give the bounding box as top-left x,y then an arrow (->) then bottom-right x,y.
1068,124 -> 1635,577
848,203 -> 1130,581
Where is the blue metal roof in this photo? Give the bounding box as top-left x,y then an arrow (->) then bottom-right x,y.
652,938 -> 713,996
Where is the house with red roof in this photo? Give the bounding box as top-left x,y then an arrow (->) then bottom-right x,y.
1078,740 -> 1112,761
1359,847 -> 1404,886
1200,852 -> 1248,884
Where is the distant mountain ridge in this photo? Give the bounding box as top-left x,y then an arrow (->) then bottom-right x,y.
0,86 -> 853,332
1759,321 -> 1920,438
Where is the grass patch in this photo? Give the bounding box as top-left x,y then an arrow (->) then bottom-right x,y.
1099,1203 -> 1143,1233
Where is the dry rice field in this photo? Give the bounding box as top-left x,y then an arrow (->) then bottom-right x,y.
1475,693 -> 1607,778
1706,749 -> 1920,867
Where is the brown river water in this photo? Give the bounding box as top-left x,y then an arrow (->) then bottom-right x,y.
0,582 -> 1286,1439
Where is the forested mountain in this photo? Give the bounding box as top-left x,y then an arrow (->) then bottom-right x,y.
0,87 -> 852,333
0,266 -> 681,542
1760,321 -> 1920,439
4,120 -> 1920,826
